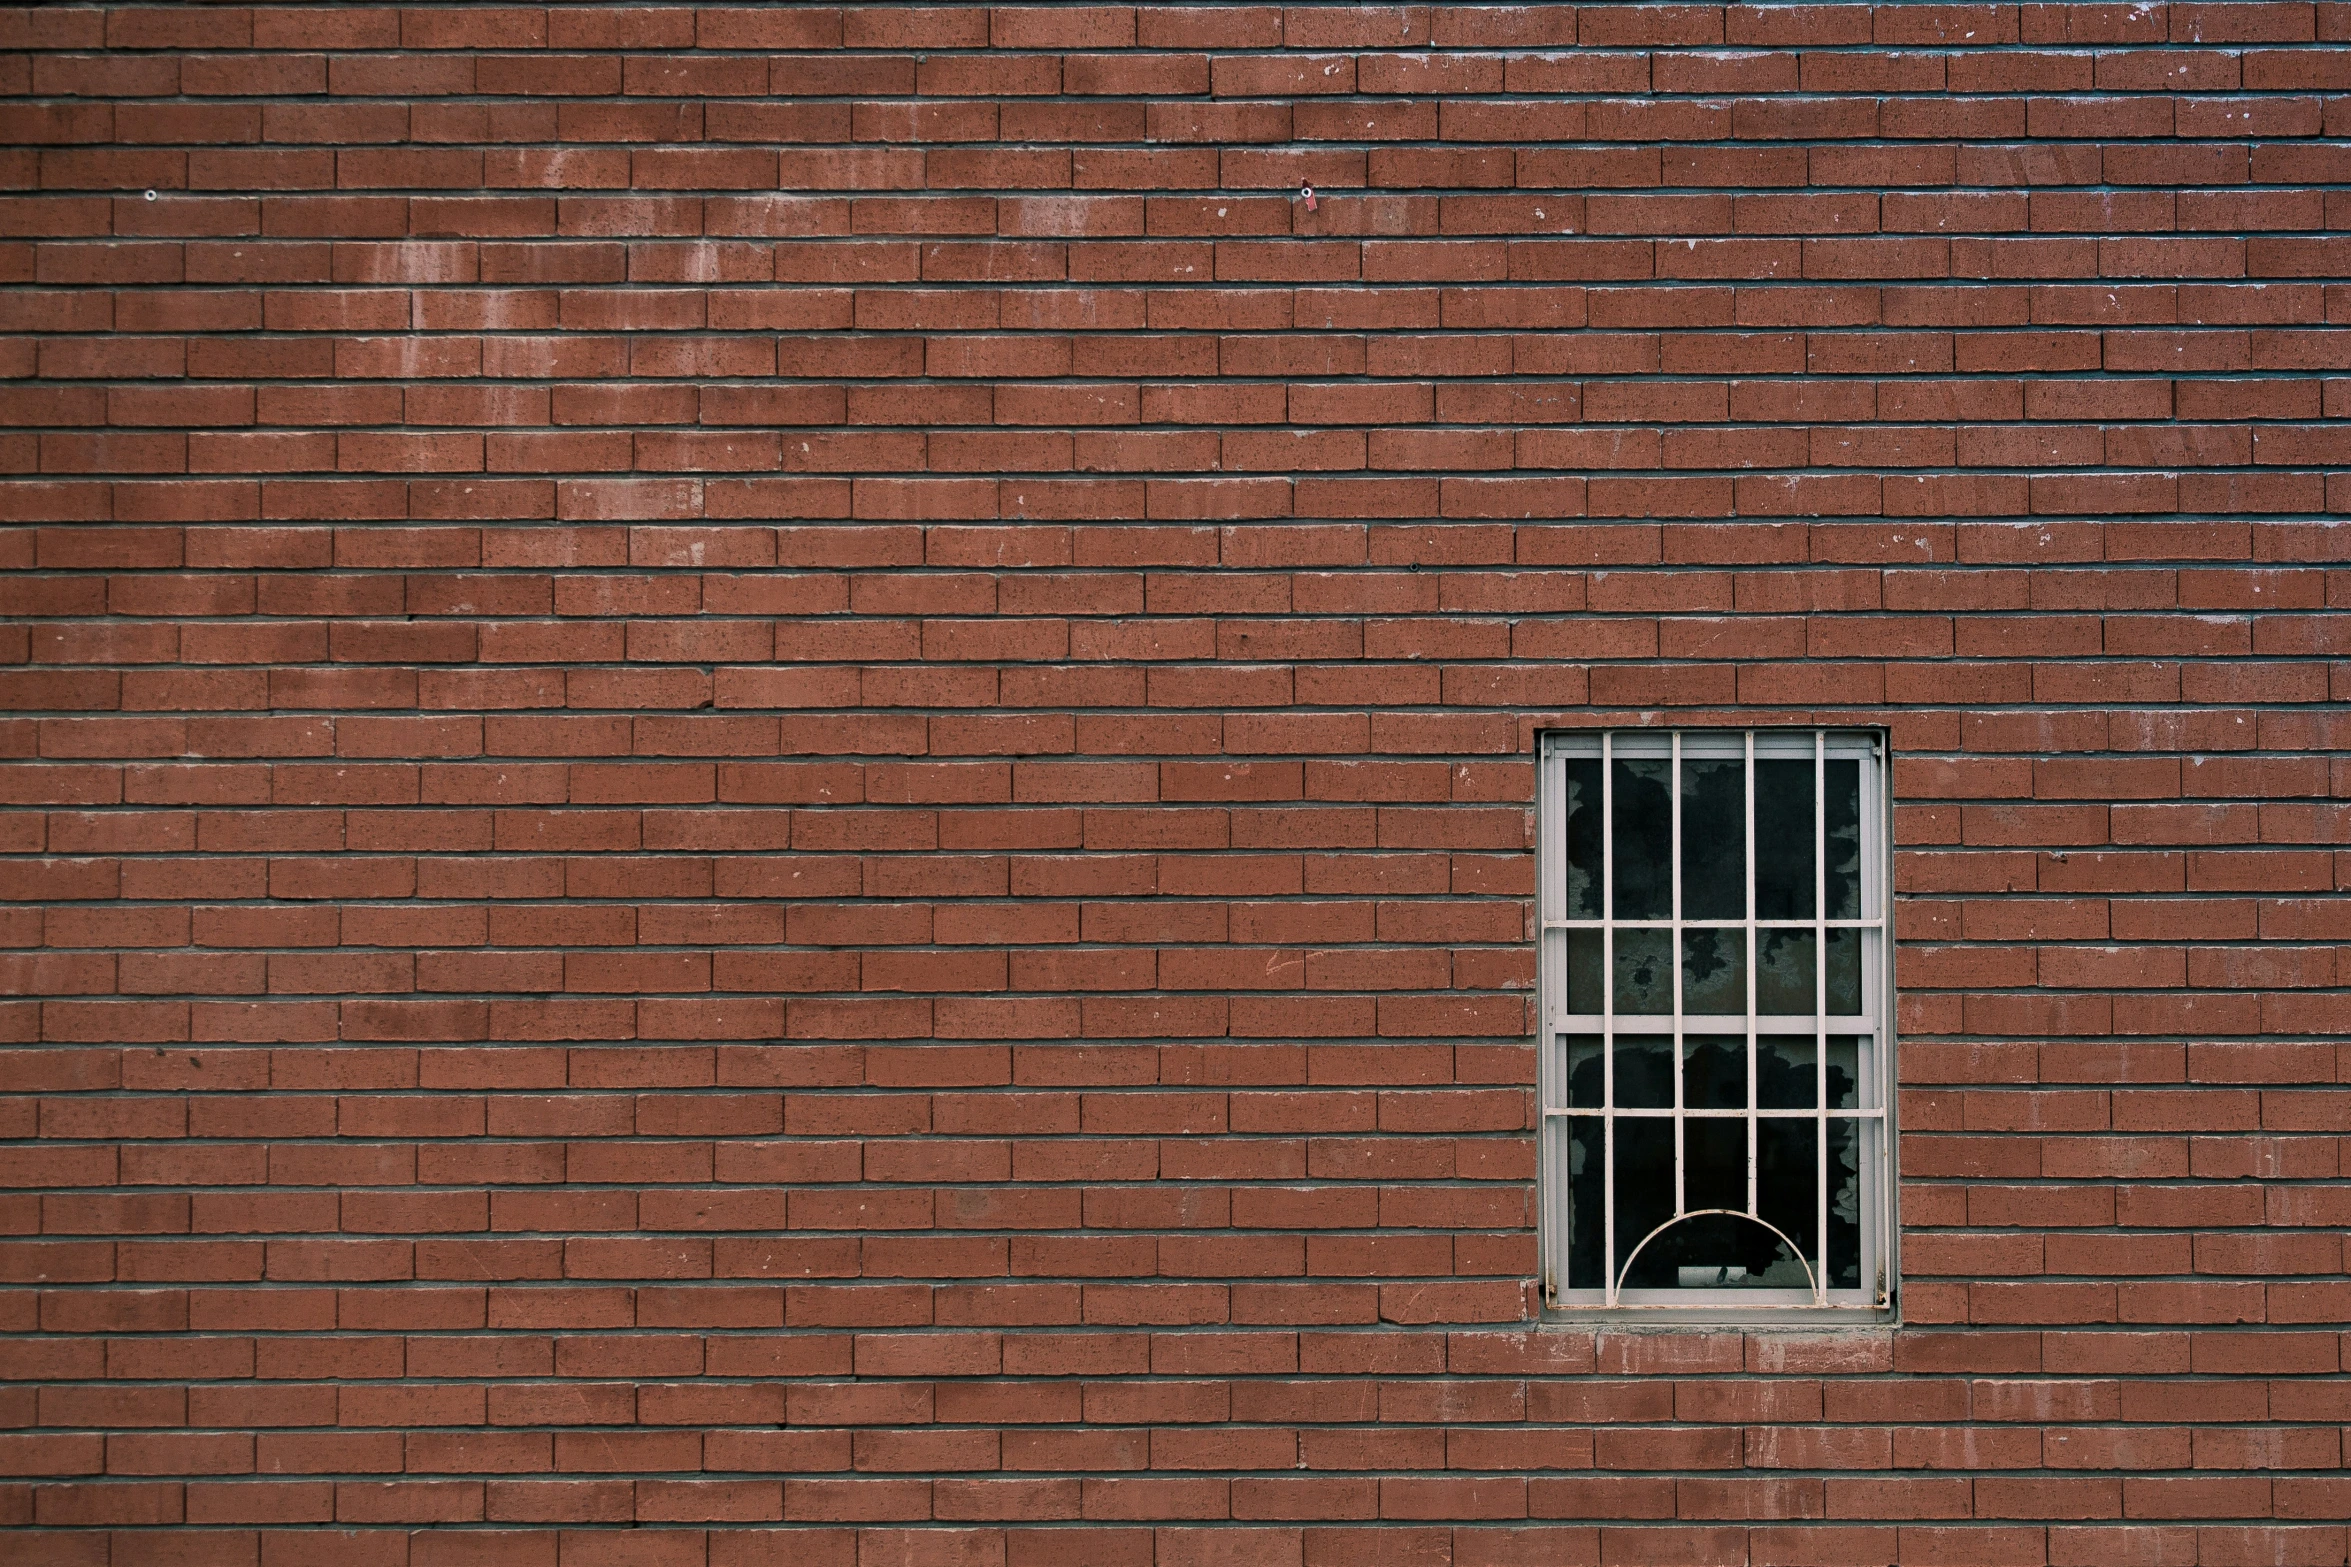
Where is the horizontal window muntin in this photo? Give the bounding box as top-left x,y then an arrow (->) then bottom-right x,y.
1544,918 -> 1878,926
1555,1018 -> 1870,1032
1561,1110 -> 1877,1119
1537,727 -> 1893,1316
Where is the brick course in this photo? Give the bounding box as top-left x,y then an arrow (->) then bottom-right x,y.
3,1 -> 2350,1560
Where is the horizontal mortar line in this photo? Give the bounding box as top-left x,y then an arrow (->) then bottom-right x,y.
34,222 -> 2350,233
16,361 -> 2338,372
9,605 -> 2344,617
15,471 -> 2351,482
41,131 -> 2311,144
13,1356 -> 2342,1371
3,565 -> 2338,575
22,99 -> 2351,113
9,1367 -> 2344,1385
24,175 -> 2351,190
12,1214 -> 2329,1227
10,1460 -> 2350,1475
22,228 -> 2351,240
0,1179 -> 1556,1189
11,387 -> 2348,397
19,367 -> 2351,378
44,102 -> 2336,114
5,1230 -> 1543,1238
46,43 -> 2351,54
20,266 -> 2351,278
49,41 -> 2351,52
2,696 -> 2347,712
13,303 -> 2351,310
18,151 -> 2351,165
25,449 -> 2351,462
9,1343 -> 2332,1353
25,313 -> 2351,322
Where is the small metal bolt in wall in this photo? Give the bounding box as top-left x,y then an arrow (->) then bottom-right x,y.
1299,184 -> 1316,211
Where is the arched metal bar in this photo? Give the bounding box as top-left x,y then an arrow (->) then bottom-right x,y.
1609,1207 -> 1821,1307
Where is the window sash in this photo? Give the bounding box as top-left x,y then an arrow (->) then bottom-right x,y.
1536,728 -> 1895,1317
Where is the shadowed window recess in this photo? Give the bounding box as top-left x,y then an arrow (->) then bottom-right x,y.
1539,730 -> 1894,1318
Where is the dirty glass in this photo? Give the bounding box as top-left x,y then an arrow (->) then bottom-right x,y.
1680,927 -> 1745,1015
1754,758 -> 1815,919
1563,757 -> 1603,919
1679,757 -> 1746,919
1610,757 -> 1672,919
1612,927 -> 1674,1015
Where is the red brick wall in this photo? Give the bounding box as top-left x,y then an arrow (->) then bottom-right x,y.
5,2 -> 2351,1562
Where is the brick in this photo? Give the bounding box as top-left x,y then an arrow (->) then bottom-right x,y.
0,6 -> 2334,1547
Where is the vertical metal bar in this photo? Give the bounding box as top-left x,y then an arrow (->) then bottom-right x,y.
1814,729 -> 1828,1302
1866,736 -> 1888,1303
1670,732 -> 1684,1220
1854,736 -> 1873,1300
1538,737 -> 1558,1300
1744,729 -> 1757,1219
1601,731 -> 1616,1305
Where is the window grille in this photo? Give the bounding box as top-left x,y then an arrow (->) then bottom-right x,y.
1537,729 -> 1896,1317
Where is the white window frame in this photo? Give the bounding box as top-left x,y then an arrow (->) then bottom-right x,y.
1536,727 -> 1898,1322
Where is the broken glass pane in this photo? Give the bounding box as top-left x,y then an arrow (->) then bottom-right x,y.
1563,757 -> 1603,919
1611,1036 -> 1673,1110
1611,1117 -> 1674,1280
1827,1035 -> 1862,1110
1680,757 -> 1746,918
1681,1034 -> 1746,1110
1621,1209 -> 1809,1290
1757,928 -> 1817,1015
1824,756 -> 1862,920
1758,1036 -> 1816,1109
1613,927 -> 1674,1015
1684,1117 -> 1746,1213
1756,1117 -> 1820,1274
1564,1034 -> 1602,1108
1611,757 -> 1672,919
1681,927 -> 1745,1016
1566,1114 -> 1605,1288
1566,929 -> 1604,1015
1827,1115 -> 1861,1288
1822,926 -> 1862,1015
1755,758 -> 1815,919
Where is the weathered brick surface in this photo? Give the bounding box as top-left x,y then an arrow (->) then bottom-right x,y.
3,1 -> 2350,1559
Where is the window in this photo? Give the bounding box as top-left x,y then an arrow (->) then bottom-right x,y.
1537,729 -> 1895,1318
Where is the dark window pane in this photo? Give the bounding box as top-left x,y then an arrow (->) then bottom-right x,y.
1680,757 -> 1746,918
1754,758 -> 1815,919
1681,1034 -> 1746,1110
1824,756 -> 1862,919
1757,928 -> 1817,1015
1611,757 -> 1672,919
1758,1036 -> 1817,1109
1565,1035 -> 1603,1108
1613,927 -> 1674,1015
1567,1115 -> 1605,1288
1566,929 -> 1604,1015
1683,1116 -> 1747,1213
1828,1035 -> 1862,1110
1823,927 -> 1862,1015
1828,1115 -> 1862,1288
1611,1117 -> 1675,1283
1756,1117 -> 1820,1279
1681,927 -> 1746,1015
1611,1037 -> 1674,1110
1564,757 -> 1603,919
